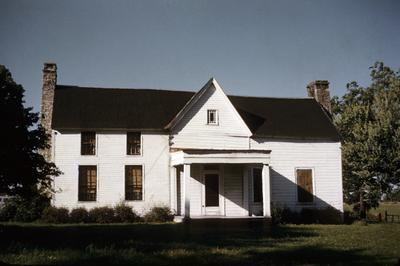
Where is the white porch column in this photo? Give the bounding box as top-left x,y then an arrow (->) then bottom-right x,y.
262,164 -> 271,217
170,167 -> 177,213
182,164 -> 191,218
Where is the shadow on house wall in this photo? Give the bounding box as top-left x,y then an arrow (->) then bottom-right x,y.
270,168 -> 339,210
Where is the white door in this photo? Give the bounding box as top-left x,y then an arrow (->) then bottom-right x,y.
203,173 -> 221,215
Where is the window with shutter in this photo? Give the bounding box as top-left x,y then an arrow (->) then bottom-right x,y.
296,169 -> 313,203
78,166 -> 97,201
125,165 -> 143,200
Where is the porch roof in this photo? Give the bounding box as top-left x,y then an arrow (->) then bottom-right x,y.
170,149 -> 271,166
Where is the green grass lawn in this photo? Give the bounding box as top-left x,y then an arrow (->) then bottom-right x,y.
1,220 -> 399,265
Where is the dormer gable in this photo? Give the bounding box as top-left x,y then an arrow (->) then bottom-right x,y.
168,78 -> 252,150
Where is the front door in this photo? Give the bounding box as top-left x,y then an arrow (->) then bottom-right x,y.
204,173 -> 220,215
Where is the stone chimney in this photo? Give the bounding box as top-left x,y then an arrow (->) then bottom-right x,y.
40,62 -> 57,161
307,80 -> 331,113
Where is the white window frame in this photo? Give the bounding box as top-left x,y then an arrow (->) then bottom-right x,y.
126,131 -> 143,157
124,164 -> 145,202
207,109 -> 218,125
77,164 -> 99,203
80,131 -> 97,157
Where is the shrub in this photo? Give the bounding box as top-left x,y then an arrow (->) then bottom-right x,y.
271,205 -> 342,224
299,208 -> 318,224
88,207 -> 115,223
298,207 -> 342,224
317,206 -> 342,224
272,204 -> 289,224
70,207 -> 89,223
41,206 -> 69,223
271,204 -> 299,224
0,198 -> 17,222
271,204 -> 283,224
144,206 -> 174,222
343,210 -> 357,224
114,204 -> 140,223
0,195 -> 49,222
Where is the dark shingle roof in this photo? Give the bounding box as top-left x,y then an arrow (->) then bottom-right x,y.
52,85 -> 340,141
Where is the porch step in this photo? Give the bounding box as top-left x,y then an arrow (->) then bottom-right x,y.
173,216 -> 185,223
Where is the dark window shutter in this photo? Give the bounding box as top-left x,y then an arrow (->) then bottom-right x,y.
297,169 -> 313,203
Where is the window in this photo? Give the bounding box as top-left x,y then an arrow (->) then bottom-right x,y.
127,132 -> 141,155
81,132 -> 96,155
253,168 -> 263,203
207,109 -> 218,125
125,165 -> 143,200
296,169 -> 314,203
78,166 -> 97,201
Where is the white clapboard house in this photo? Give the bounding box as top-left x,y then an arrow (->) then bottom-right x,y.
40,63 -> 343,219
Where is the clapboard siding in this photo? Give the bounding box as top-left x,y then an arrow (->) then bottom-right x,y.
188,165 -> 203,216
250,138 -> 343,211
171,83 -> 251,150
53,131 -> 170,214
224,165 -> 247,216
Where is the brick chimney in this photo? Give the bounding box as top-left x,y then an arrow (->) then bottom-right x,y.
40,62 -> 57,161
307,80 -> 331,113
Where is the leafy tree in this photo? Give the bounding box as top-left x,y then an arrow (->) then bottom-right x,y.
0,65 -> 60,199
332,62 -> 400,218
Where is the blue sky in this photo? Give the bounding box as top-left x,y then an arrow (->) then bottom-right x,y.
1,0 -> 399,112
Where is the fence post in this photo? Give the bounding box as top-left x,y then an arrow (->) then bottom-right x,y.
385,211 -> 388,222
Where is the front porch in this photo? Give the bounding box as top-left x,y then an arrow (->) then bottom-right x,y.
170,149 -> 272,219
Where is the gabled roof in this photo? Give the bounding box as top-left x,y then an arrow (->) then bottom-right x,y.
165,78 -> 252,136
52,85 -> 193,130
52,84 -> 340,141
164,78 -> 213,130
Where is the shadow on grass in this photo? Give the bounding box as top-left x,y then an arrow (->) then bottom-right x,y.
0,221 -> 391,265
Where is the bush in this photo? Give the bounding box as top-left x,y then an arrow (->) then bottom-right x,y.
343,210 -> 357,224
317,206 -> 342,224
88,207 -> 115,223
0,195 -> 49,222
70,207 -> 89,223
144,206 -> 174,222
271,205 -> 342,224
271,204 -> 299,224
298,207 -> 342,224
41,206 -> 69,223
271,204 -> 283,224
114,203 -> 140,223
299,208 -> 317,224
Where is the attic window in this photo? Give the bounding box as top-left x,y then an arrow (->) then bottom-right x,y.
207,110 -> 218,125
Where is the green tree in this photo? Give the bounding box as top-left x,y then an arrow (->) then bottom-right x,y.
0,65 -> 60,199
332,62 -> 400,218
